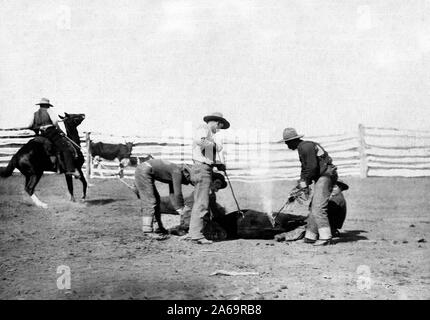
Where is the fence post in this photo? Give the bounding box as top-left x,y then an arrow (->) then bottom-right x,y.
85,132 -> 91,179
358,124 -> 368,178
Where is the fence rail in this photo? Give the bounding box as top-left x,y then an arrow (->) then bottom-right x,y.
1,124 -> 429,182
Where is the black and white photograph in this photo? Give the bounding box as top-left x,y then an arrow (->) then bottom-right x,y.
0,0 -> 429,304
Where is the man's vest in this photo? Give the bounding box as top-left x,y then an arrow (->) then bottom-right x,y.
313,141 -> 334,176
31,108 -> 77,165
31,108 -> 54,134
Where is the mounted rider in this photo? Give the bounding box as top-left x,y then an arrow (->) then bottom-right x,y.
28,98 -> 80,178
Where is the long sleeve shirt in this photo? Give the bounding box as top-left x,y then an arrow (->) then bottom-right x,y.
297,140 -> 320,185
147,159 -> 188,210
192,123 -> 223,165
27,107 -> 65,133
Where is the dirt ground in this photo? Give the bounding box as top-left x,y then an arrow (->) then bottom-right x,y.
0,174 -> 429,300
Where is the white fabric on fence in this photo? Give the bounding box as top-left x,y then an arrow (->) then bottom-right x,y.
1,127 -> 429,179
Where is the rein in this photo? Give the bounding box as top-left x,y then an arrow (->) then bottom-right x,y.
63,135 -> 135,190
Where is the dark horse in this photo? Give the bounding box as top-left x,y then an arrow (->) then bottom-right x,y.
0,113 -> 87,208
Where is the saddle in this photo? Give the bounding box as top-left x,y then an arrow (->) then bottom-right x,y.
33,136 -> 65,172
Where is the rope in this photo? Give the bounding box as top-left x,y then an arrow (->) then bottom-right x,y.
217,152 -> 244,217
92,156 -> 135,190
63,135 -> 83,150
271,187 -> 308,226
115,175 -> 136,190
222,169 -> 244,217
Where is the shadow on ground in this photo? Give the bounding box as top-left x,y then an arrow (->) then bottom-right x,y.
334,230 -> 368,244
85,199 -> 119,206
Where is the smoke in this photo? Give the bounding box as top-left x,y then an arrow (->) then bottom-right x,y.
258,183 -> 275,227
261,194 -> 272,214
247,128 -> 275,224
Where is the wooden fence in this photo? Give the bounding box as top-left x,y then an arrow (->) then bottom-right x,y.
1,124 -> 429,182
359,125 -> 430,178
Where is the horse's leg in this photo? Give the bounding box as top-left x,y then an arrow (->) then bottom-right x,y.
96,158 -> 103,177
92,156 -> 97,178
65,174 -> 75,202
25,173 -> 47,208
93,156 -> 103,177
118,164 -> 124,178
77,167 -> 87,199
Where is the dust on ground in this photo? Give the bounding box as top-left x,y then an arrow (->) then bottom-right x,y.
0,175 -> 429,299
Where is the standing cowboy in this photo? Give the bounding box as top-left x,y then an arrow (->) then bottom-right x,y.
134,158 -> 193,236
25,98 -> 80,178
282,128 -> 338,246
187,112 -> 230,244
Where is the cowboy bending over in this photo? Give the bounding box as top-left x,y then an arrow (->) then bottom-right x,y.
134,158 -> 193,235
282,128 -> 338,246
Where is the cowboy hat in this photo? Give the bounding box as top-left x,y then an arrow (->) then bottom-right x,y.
336,180 -> 349,191
35,98 -> 53,107
212,172 -> 227,189
203,112 -> 230,129
281,127 -> 304,142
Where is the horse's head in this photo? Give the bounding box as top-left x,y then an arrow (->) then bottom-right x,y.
59,112 -> 85,128
59,113 -> 86,144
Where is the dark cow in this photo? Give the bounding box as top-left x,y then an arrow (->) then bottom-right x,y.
90,141 -> 134,161
90,141 -> 134,177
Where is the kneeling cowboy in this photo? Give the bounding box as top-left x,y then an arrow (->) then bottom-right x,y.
28,98 -> 80,178
328,179 -> 349,238
188,112 -> 230,244
134,158 -> 193,234
282,128 -> 338,246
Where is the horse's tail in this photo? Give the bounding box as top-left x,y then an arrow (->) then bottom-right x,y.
0,155 -> 16,178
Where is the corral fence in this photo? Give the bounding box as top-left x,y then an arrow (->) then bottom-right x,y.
0,124 -> 429,182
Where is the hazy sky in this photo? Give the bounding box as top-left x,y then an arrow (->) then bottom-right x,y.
0,0 -> 429,140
